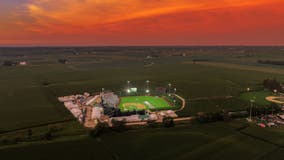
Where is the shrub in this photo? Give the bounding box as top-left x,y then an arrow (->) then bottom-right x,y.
3,60 -> 18,66
162,117 -> 175,128
89,122 -> 109,137
111,119 -> 127,131
147,120 -> 158,128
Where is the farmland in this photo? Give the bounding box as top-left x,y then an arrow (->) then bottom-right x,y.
1,120 -> 284,160
0,46 -> 284,159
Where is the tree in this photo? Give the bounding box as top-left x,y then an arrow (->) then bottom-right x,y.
147,120 -> 158,128
196,112 -> 208,123
263,78 -> 283,92
48,124 -> 63,132
111,119 -> 127,131
3,60 -> 17,66
221,110 -> 231,121
89,122 -> 109,137
27,128 -> 33,139
42,125 -> 61,140
43,131 -> 53,140
196,112 -> 224,123
42,81 -> 50,86
162,117 -> 175,128
58,59 -> 68,64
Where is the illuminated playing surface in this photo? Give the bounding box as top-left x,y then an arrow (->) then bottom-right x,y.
119,96 -> 172,112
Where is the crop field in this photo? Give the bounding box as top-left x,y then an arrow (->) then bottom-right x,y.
1,121 -> 284,160
0,47 -> 284,159
119,96 -> 172,112
0,47 -> 283,129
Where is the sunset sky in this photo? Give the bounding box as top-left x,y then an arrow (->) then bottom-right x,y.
0,0 -> 284,46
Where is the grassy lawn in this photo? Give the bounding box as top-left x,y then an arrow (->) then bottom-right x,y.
239,91 -> 272,106
119,96 -> 172,112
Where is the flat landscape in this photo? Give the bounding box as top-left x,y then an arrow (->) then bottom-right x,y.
0,46 -> 284,159
1,120 -> 284,160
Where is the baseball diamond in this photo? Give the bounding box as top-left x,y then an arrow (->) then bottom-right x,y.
119,96 -> 173,112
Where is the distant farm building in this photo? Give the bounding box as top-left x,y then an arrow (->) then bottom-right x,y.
19,61 -> 28,66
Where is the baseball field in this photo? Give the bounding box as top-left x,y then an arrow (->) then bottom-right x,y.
118,96 -> 172,112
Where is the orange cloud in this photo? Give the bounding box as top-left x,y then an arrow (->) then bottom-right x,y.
1,0 -> 284,45
22,0 -> 282,34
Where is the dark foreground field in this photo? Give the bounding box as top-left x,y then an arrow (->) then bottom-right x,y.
0,46 -> 284,159
1,120 -> 284,160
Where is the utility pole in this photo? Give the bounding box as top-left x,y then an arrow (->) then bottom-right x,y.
249,98 -> 255,121
126,80 -> 131,94
168,83 -> 172,96
146,80 -> 150,93
127,80 -> 130,89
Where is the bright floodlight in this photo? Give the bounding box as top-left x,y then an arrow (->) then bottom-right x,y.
127,89 -> 131,93
146,89 -> 150,93
247,88 -> 250,92
130,88 -> 137,92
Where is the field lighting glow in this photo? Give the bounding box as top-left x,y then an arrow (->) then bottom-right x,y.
146,89 -> 150,93
127,89 -> 131,93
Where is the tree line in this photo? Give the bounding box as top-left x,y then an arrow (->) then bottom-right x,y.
263,78 -> 283,92
258,60 -> 284,66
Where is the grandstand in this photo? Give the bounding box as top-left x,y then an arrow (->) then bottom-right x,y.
58,81 -> 185,128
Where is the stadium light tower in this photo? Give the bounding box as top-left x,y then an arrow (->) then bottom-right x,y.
126,80 -> 131,94
146,80 -> 150,86
273,89 -> 278,95
249,97 -> 256,122
146,80 -> 150,93
168,83 -> 172,96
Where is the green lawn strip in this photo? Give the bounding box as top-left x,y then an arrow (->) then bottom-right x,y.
239,91 -> 272,106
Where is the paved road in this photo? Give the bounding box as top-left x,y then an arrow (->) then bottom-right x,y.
174,94 -> 186,112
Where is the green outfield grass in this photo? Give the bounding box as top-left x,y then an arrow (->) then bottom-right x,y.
118,96 -> 172,112
239,91 -> 272,106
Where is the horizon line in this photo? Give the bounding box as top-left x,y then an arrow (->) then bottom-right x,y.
1,45 -> 284,48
